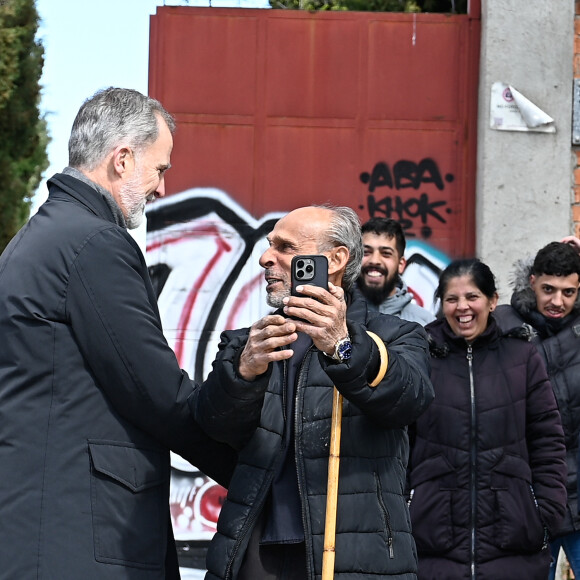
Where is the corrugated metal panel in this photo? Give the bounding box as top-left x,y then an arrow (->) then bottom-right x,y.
149,6 -> 480,257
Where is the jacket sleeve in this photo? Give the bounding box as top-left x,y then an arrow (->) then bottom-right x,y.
191,329 -> 271,450
525,346 -> 567,535
323,314 -> 434,429
66,226 -> 237,486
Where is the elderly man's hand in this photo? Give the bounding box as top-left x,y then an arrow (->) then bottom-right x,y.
238,315 -> 297,381
282,282 -> 348,357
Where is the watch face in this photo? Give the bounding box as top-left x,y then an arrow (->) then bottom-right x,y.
337,339 -> 352,361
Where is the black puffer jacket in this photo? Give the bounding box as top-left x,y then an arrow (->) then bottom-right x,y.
195,291 -> 434,580
495,257 -> 580,538
408,316 -> 566,580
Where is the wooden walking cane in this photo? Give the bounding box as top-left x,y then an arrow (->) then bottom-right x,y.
321,331 -> 388,580
322,386 -> 343,580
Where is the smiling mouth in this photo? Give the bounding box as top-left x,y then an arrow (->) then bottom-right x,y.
544,308 -> 565,318
457,315 -> 474,324
363,269 -> 386,285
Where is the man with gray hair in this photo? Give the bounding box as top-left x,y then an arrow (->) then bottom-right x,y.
0,87 -> 238,579
194,205 -> 434,579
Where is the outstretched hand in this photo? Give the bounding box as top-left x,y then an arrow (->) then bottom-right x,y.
238,315 -> 297,381
282,282 -> 349,356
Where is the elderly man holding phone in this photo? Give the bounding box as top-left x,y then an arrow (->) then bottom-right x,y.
194,204 -> 434,580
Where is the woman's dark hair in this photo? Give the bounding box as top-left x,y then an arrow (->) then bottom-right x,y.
435,258 -> 497,303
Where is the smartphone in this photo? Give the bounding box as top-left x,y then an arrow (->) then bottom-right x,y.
291,255 -> 329,297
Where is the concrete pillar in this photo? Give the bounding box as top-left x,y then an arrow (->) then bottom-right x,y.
476,0 -> 575,302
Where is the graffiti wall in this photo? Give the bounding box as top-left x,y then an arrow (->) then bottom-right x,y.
147,5 -> 480,572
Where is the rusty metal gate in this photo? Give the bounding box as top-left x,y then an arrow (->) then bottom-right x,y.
146,3 -> 481,570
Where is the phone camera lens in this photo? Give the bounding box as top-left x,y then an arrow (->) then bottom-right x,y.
305,265 -> 313,274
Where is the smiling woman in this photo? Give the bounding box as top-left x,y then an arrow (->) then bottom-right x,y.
407,258 -> 568,580
437,260 -> 498,343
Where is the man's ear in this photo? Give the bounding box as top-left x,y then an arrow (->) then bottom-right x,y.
112,146 -> 134,176
530,274 -> 536,289
328,245 -> 349,277
398,255 -> 407,275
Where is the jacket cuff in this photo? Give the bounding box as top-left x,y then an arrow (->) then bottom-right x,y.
320,322 -> 381,386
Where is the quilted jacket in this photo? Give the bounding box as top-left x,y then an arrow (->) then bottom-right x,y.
495,256 -> 580,537
195,290 -> 434,579
408,316 -> 566,580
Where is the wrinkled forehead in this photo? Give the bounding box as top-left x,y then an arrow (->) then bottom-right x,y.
269,209 -> 330,245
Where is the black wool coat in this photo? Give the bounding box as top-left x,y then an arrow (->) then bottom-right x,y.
195,291 -> 435,580
0,173 -> 236,579
408,317 -> 567,580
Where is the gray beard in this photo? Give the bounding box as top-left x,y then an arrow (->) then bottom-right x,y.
266,292 -> 287,309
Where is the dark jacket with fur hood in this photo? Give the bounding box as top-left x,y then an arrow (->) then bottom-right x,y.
408,316 -> 566,580
495,257 -> 580,537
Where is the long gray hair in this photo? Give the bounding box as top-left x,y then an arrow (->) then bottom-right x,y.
68,87 -> 175,171
317,205 -> 363,290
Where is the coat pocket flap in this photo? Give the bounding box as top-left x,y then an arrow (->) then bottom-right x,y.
88,440 -> 167,493
491,453 -> 532,482
411,453 -> 456,487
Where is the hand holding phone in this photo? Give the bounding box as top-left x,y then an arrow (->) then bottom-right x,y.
291,255 -> 329,297
288,255 -> 348,356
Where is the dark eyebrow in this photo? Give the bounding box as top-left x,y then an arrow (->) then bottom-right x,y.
363,244 -> 394,251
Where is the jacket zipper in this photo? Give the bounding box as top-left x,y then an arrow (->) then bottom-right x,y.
375,472 -> 395,558
224,471 -> 276,580
295,346 -> 316,579
223,358 -> 292,580
529,484 -> 549,550
467,344 -> 477,580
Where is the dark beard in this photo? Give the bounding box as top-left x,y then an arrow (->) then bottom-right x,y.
357,273 -> 398,306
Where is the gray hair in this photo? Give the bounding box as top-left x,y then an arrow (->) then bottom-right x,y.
68,87 -> 176,171
317,205 -> 363,290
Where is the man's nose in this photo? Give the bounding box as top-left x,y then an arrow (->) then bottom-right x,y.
259,247 -> 274,268
155,177 -> 166,198
366,250 -> 380,264
551,292 -> 563,306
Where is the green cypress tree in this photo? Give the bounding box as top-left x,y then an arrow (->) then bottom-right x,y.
0,0 -> 48,253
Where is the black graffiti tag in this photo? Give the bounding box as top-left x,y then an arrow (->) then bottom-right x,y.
359,158 -> 454,239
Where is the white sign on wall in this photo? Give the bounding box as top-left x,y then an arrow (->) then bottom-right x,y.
490,82 -> 555,133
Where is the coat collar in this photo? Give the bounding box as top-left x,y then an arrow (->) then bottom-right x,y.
47,170 -> 127,228
426,315 -> 501,357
